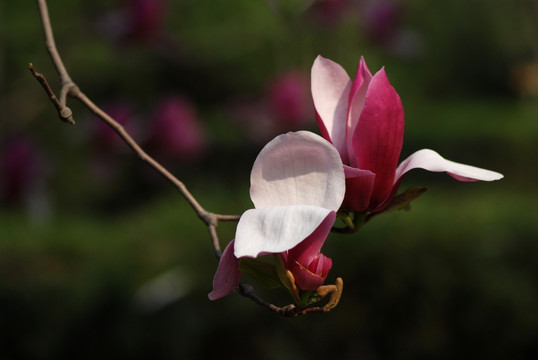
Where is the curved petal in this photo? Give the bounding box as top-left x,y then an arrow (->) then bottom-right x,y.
208,240 -> 241,301
234,206 -> 335,258
346,57 -> 373,167
352,67 -> 404,210
281,210 -> 336,290
342,165 -> 376,212
288,253 -> 332,290
395,149 -> 504,183
348,84 -> 374,167
286,211 -> 335,265
348,57 -> 372,104
311,55 -> 352,163
250,131 -> 345,211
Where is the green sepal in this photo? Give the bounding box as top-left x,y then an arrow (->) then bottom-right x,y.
274,255 -> 295,296
238,258 -> 282,289
376,185 -> 428,216
334,211 -> 368,234
299,290 -> 323,306
337,211 -> 354,229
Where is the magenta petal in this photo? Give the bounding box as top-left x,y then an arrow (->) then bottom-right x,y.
346,60 -> 373,167
289,253 -> 332,290
311,55 -> 352,163
286,211 -> 335,265
342,165 -> 376,212
352,67 -> 404,210
208,240 -> 241,301
348,57 -> 372,104
395,149 -> 504,183
285,213 -> 335,290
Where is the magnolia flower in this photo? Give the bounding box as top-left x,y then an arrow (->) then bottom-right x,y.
311,55 -> 503,213
209,131 -> 345,300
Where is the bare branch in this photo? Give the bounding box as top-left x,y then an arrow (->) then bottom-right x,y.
238,284 -> 300,317
35,0 -> 72,86
31,0 -> 323,318
208,225 -> 223,260
28,63 -> 75,124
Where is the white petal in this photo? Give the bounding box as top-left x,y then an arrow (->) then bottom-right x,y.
395,149 -> 504,182
311,55 -> 351,160
250,131 -> 345,211
234,206 -> 335,258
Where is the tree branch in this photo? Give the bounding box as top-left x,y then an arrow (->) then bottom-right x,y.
35,0 -> 72,86
31,0 -> 326,317
28,63 -> 74,124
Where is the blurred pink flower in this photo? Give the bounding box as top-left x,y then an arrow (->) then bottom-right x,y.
311,56 -> 503,213
209,131 -> 345,300
267,71 -> 312,129
362,1 -> 423,58
128,0 -> 167,42
231,71 -> 313,143
308,0 -> 351,26
364,0 -> 402,45
149,96 -> 207,161
97,0 -> 167,43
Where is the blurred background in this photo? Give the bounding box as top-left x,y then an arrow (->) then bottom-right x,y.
1,0 -> 537,359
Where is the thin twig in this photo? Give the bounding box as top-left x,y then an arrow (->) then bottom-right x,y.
238,284 -> 299,317
207,225 -> 222,260
75,91 -> 212,223
28,63 -> 74,124
35,0 -> 72,86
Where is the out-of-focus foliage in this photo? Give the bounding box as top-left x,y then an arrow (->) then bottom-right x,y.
0,0 -> 536,359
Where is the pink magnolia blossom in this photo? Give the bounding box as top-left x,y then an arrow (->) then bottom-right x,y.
311,55 -> 503,213
279,216 -> 334,290
209,131 -> 345,300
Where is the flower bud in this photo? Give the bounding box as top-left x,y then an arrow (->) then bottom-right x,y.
285,252 -> 333,291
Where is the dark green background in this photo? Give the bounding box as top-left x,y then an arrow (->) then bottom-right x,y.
1,0 -> 536,359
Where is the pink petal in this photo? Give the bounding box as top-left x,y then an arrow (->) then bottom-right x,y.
395,149 -> 504,183
288,253 -> 333,290
250,131 -> 345,211
286,211 -> 336,265
351,67 -> 404,210
346,58 -> 373,167
281,213 -> 336,290
311,55 -> 352,163
234,206 -> 335,258
208,240 -> 241,301
342,165 -> 376,212
348,57 -> 372,104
